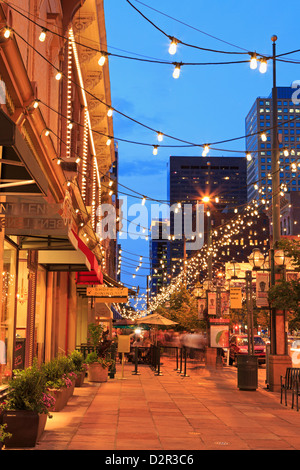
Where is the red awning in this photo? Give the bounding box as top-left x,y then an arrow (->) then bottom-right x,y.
69,229 -> 103,285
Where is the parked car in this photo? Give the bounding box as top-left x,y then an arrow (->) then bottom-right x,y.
228,334 -> 266,365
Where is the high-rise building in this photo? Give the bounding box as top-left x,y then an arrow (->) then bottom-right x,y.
246,86 -> 300,202
167,156 -> 248,274
149,219 -> 170,295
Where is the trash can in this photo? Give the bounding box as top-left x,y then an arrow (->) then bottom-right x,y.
237,354 -> 258,391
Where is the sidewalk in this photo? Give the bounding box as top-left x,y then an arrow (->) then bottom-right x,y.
8,356 -> 300,451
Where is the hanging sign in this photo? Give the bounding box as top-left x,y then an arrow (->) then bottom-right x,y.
198,298 -> 206,319
87,286 -> 128,303
221,292 -> 230,316
87,286 -> 128,297
256,272 -> 269,307
230,287 -> 242,309
208,292 -> 216,315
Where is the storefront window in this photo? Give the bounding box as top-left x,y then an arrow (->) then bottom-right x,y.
35,265 -> 46,365
15,250 -> 28,370
0,240 -> 17,388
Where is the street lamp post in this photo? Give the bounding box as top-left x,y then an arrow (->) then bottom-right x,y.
269,35 -> 292,392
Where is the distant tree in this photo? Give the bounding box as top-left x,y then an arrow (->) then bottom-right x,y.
268,239 -> 300,331
155,285 -> 206,331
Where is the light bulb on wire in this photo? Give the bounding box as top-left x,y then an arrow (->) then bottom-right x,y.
157,132 -> 163,142
98,53 -> 107,66
168,37 -> 178,55
249,53 -> 257,70
3,28 -> 11,39
39,29 -> 47,42
153,145 -> 158,156
107,107 -> 113,117
172,63 -> 181,79
259,58 -> 267,74
261,132 -> 267,142
202,144 -> 209,156
55,70 -> 62,81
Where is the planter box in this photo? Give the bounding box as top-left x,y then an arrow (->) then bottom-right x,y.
87,363 -> 108,382
66,380 -> 75,400
48,387 -> 69,411
75,370 -> 85,387
2,411 -> 47,448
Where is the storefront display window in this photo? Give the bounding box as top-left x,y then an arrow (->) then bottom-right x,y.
35,265 -> 46,366
0,240 -> 17,388
15,250 -> 28,370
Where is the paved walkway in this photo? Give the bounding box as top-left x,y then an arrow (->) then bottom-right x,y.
6,356 -> 300,451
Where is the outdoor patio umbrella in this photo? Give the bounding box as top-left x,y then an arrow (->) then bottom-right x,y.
136,313 -> 177,325
136,314 -> 177,344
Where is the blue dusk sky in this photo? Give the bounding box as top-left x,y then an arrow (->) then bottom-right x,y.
103,0 -> 300,296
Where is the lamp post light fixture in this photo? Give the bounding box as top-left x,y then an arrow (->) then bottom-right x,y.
248,248 -> 266,270
227,259 -> 241,279
268,35 -> 292,391
192,282 -> 204,299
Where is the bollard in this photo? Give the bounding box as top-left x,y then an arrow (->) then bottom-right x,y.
178,347 -> 183,373
132,346 -> 141,375
181,347 -> 189,377
174,347 -> 179,371
155,346 -> 163,376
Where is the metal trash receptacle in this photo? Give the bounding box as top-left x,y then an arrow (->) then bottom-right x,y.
237,354 -> 258,391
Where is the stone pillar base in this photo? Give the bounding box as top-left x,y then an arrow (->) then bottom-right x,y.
268,354 -> 292,392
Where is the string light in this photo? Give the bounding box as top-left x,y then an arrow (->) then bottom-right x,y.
153,145 -> 158,155
38,28 -> 47,42
157,132 -> 163,142
66,33 -> 73,158
98,53 -> 107,66
260,132 -> 267,142
168,37 -> 178,55
259,58 -> 268,74
55,70 -> 62,80
106,137 -> 112,146
107,107 -> 113,117
172,63 -> 181,79
9,15 -> 300,155
246,152 -> 252,161
3,27 -> 11,39
249,53 -> 258,69
202,144 -> 210,156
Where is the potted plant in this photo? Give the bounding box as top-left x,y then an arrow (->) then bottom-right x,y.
0,362 -> 54,448
86,352 -> 114,382
41,356 -> 76,411
69,350 -> 87,387
0,424 -> 12,450
86,323 -> 114,382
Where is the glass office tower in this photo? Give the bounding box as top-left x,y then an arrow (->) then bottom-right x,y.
246,86 -> 300,202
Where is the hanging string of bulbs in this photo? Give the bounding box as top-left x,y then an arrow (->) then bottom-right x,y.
1,5 -> 300,157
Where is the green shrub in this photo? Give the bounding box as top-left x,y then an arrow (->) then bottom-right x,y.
69,350 -> 86,372
1,362 -> 54,415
